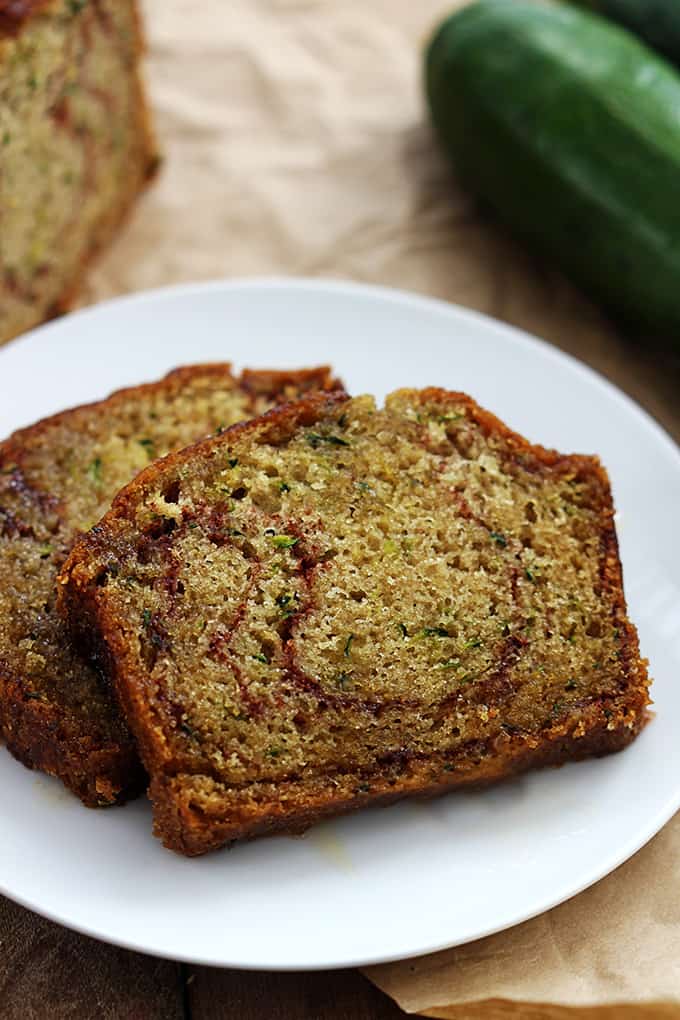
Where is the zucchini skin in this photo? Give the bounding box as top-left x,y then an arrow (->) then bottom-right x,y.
425,0 -> 680,334
571,0 -> 680,67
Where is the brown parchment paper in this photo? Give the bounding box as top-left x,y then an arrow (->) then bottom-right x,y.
366,812 -> 680,1018
78,1 -> 680,1015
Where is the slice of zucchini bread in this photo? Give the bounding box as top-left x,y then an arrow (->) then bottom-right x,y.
0,0 -> 158,344
0,364 -> 338,806
59,389 -> 650,854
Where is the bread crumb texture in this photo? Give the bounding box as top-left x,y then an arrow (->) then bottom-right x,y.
60,389 -> 650,852
0,0 -> 157,343
0,364 -> 336,805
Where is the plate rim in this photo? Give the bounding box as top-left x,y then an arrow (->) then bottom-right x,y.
1,275 -> 679,970
9,273 -> 680,461
7,274 -> 680,464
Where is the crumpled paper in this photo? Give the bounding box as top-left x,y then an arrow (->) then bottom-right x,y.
366,811 -> 680,1018
79,1 -> 680,1015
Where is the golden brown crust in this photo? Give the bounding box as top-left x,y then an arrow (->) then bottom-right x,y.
1,673 -> 145,805
151,717 -> 641,857
0,364 -> 338,457
0,365 -> 340,806
59,388 -> 650,851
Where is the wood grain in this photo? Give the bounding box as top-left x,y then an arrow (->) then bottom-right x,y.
0,896 -> 183,1020
0,894 -> 408,1020
185,966 -> 407,1019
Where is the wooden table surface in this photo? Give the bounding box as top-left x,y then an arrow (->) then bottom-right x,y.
0,896 -> 406,1019
2,323 -> 678,1020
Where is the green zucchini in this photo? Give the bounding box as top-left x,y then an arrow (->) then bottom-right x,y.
570,0 -> 680,66
425,0 -> 680,334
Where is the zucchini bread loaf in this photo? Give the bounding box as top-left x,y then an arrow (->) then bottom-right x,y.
59,389 -> 650,854
0,0 -> 157,344
0,364 -> 337,806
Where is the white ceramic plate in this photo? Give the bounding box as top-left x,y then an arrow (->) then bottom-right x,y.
1,279 -> 679,970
